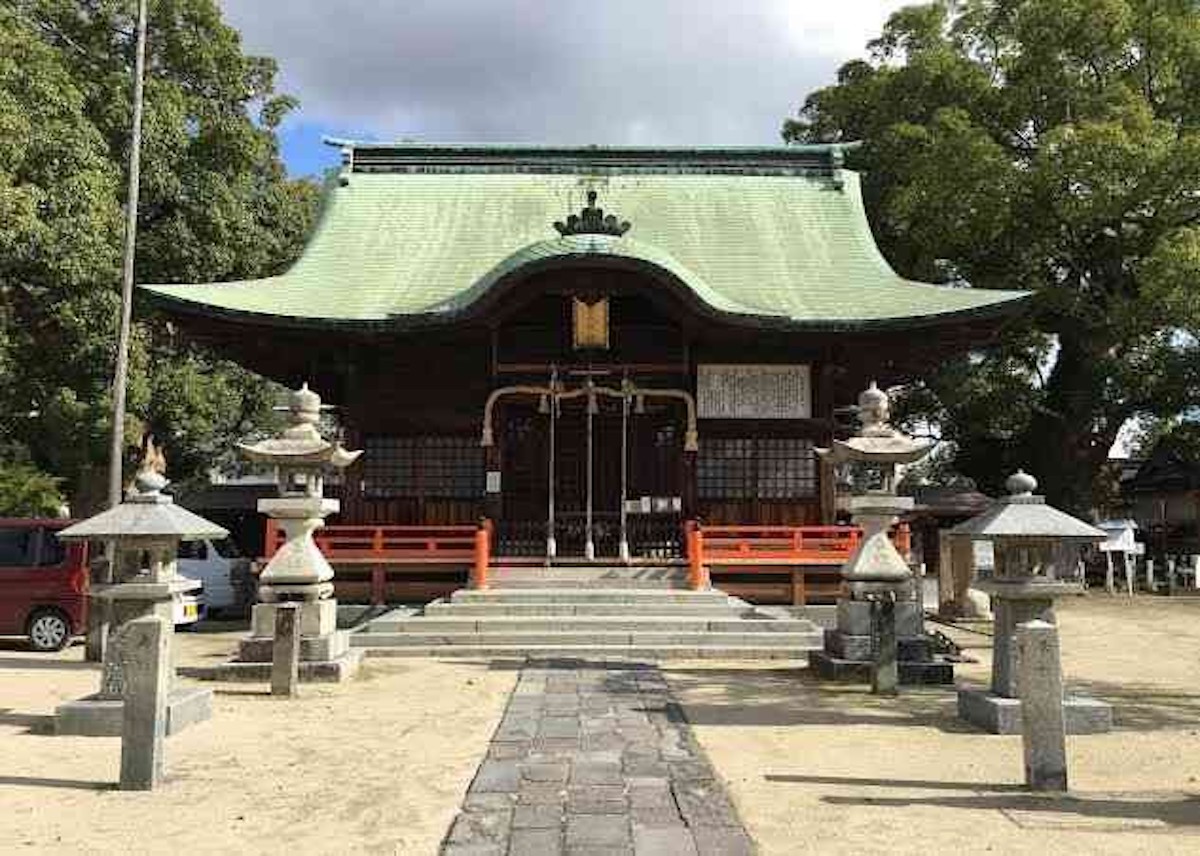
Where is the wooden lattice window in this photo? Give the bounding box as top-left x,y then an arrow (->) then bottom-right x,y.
697,437 -> 816,500
362,436 -> 483,499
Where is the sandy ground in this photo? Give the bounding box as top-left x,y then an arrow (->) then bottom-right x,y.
0,626 -> 516,856
2,596 -> 1198,855
666,594 -> 1200,856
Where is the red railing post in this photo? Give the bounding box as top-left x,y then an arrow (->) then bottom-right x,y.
263,518 -> 279,560
473,518 -> 491,589
895,522 -> 912,562
687,521 -> 708,590
370,566 -> 386,606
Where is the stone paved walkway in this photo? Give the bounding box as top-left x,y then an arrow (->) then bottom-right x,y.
441,659 -> 755,856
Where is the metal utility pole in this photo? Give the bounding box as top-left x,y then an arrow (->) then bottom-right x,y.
91,0 -> 148,664
107,0 -> 149,508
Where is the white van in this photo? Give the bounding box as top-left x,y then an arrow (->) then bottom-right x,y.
176,538 -> 253,617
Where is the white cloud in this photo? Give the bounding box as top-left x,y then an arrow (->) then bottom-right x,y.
220,0 -> 907,145
780,1 -> 908,57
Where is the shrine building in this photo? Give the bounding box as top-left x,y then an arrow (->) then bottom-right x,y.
142,141 -> 1028,593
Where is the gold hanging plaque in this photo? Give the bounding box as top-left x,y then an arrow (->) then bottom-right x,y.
572,297 -> 610,350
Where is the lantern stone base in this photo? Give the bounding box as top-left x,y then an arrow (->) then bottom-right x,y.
184,648 -> 362,683
810,649 -> 956,685
810,598 -> 956,685
250,599 -> 337,638
228,600 -> 360,683
957,687 -> 1112,734
54,685 -> 212,737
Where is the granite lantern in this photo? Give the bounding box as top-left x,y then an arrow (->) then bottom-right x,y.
953,470 -> 1113,734
811,383 -> 955,689
54,466 -> 223,736
232,383 -> 364,681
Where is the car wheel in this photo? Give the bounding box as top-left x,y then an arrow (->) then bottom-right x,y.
28,609 -> 72,652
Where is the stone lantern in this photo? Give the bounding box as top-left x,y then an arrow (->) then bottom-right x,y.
54,465 -> 224,736
952,470 -> 1113,733
232,383 -> 363,681
811,383 -> 954,689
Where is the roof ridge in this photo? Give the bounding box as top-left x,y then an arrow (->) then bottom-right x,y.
322,138 -> 860,176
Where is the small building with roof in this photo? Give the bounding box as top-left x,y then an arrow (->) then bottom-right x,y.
1123,447 -> 1200,559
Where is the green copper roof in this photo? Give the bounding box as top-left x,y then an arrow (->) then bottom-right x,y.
140,143 -> 1028,330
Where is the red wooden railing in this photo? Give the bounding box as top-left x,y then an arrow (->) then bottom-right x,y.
685,522 -> 913,599
700,525 -> 863,564
258,519 -> 912,601
262,519 -> 490,603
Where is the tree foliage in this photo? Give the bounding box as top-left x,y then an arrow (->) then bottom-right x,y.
0,0 -> 319,513
786,0 -> 1200,513
0,446 -> 65,517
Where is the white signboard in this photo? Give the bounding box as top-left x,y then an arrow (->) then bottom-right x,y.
697,364 -> 811,419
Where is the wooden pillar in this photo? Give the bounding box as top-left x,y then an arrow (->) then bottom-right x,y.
472,520 -> 491,589
819,456 -> 837,525
484,399 -> 503,524
937,530 -> 956,617
937,532 -> 976,618
951,534 -> 976,616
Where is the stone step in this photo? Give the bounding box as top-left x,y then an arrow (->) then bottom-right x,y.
364,615 -> 818,634
487,578 -> 691,590
362,644 -> 812,661
487,566 -> 691,590
423,602 -> 749,618
353,630 -> 823,648
488,563 -> 688,570
449,588 -> 730,605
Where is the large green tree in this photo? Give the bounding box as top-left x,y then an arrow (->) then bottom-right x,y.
0,0 -> 319,513
786,0 -> 1200,513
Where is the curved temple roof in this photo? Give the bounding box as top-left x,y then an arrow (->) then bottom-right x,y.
140,141 -> 1029,331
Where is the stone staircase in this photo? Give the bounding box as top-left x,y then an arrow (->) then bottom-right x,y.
351,565 -> 824,660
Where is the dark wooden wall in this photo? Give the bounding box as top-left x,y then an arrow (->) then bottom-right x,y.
325,269 -> 835,531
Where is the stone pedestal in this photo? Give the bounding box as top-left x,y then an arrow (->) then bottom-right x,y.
56,577 -> 213,737
192,601 -> 361,683
811,599 -> 955,685
958,580 -> 1111,734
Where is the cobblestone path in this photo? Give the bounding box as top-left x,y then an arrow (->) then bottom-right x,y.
441,660 -> 755,856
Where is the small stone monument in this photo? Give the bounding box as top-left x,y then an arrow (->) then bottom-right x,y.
117,614 -> 171,790
953,471 -> 1113,734
271,602 -> 301,697
54,462 -> 222,736
811,383 -> 955,687
1015,619 -> 1069,791
228,383 -> 363,682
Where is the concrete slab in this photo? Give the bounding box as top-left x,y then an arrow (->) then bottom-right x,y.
54,684 -> 212,737
957,687 -> 1114,735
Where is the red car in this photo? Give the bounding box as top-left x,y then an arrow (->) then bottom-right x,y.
0,519 -> 90,651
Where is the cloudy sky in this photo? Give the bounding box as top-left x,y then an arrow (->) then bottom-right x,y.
219,1 -> 909,176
